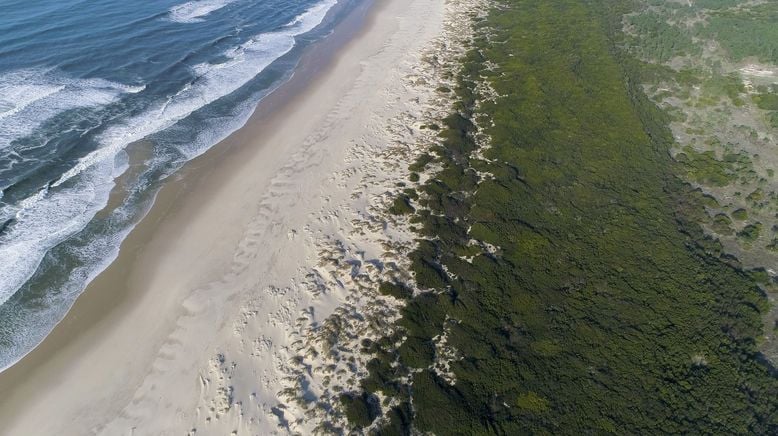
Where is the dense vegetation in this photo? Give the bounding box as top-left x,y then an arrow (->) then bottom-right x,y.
342,0 -> 778,433
619,0 -> 778,270
703,2 -> 778,64
624,0 -> 778,65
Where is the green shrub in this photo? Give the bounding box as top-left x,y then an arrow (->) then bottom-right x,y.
738,223 -> 762,243
732,208 -> 748,220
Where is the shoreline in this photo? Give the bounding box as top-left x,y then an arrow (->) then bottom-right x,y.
0,0 -> 366,376
0,0 -> 374,381
0,0 -> 372,422
0,0 -> 447,433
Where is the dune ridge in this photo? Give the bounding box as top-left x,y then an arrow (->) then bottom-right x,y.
0,0 -> 483,433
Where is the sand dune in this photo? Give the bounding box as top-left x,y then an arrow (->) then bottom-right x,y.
0,0 -> 461,433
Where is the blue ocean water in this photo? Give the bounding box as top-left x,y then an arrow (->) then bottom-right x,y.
0,0 -> 354,369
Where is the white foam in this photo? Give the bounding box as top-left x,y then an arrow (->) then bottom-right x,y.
0,83 -> 65,121
52,34 -> 293,188
52,0 -> 338,188
0,171 -> 135,372
0,69 -> 135,153
0,160 -> 115,306
1,0 -> 339,308
168,0 -> 239,23
286,0 -> 338,34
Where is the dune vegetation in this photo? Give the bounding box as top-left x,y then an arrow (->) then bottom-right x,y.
339,0 -> 778,433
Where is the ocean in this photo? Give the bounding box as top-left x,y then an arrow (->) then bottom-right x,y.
0,0 -> 355,370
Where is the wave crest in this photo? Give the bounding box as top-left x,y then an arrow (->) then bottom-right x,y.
168,0 -> 239,23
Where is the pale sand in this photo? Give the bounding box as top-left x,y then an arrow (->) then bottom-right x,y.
0,0 -> 457,434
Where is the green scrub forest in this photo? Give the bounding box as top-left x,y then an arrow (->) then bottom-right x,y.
343,0 -> 778,433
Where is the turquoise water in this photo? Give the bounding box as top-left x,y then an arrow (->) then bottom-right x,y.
0,0 -> 356,369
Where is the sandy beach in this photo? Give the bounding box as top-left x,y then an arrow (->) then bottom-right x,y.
0,0 -> 458,433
